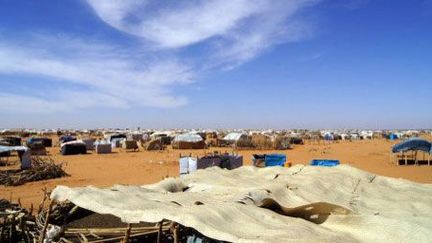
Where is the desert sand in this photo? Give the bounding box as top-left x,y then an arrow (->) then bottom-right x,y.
1,138 -> 431,209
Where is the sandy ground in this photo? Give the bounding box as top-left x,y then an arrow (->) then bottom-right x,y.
1,138 -> 431,209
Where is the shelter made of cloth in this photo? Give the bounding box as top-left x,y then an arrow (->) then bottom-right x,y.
392,138 -> 431,154
51,165 -> 432,242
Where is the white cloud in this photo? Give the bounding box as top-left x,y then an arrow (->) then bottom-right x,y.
87,0 -> 321,65
0,36 -> 193,112
0,0 -> 322,113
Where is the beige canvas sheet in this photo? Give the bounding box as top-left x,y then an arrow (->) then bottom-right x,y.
51,165 -> 432,242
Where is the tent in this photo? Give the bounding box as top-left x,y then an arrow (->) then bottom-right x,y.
392,138 -> 431,154
122,140 -> 139,151
143,139 -> 164,151
59,135 -> 76,144
172,134 -> 206,149
392,138 -> 431,165
26,137 -> 47,155
222,132 -> 253,148
95,141 -> 112,154
252,154 -> 286,167
180,153 -> 242,176
106,133 -> 127,142
82,138 -> 96,150
51,165 -> 432,242
61,140 -> 87,155
0,145 -> 31,169
0,136 -> 22,146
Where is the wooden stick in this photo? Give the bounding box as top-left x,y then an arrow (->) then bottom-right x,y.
87,230 -> 160,243
122,224 -> 132,243
157,219 -> 164,243
173,224 -> 179,243
79,233 -> 88,243
38,200 -> 54,243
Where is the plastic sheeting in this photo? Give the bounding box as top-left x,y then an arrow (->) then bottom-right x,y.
173,134 -> 203,143
392,138 -> 431,153
223,132 -> 246,141
0,145 -> 31,169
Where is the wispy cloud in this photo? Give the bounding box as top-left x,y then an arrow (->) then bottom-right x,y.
87,0 -> 321,65
0,35 -> 193,112
0,0 -> 322,113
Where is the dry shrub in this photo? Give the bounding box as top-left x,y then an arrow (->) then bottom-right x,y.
0,156 -> 68,186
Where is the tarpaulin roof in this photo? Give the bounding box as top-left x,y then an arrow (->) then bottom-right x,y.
223,132 -> 246,141
392,138 -> 432,153
173,133 -> 203,143
0,145 -> 28,153
51,165 -> 432,242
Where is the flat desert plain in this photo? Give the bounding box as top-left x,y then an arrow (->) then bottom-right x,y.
1,137 -> 432,209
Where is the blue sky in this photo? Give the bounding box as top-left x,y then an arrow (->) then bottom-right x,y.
0,0 -> 431,129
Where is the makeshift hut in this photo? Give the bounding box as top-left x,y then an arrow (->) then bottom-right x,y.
81,138 -> 96,150
150,132 -> 173,145
59,135 -> 76,144
392,138 -> 431,165
222,132 -> 253,148
50,164 -> 432,242
105,133 -> 127,142
26,137 -> 47,155
143,138 -> 164,151
95,141 -> 112,154
172,134 -> 206,149
0,145 -> 31,169
122,139 -> 139,151
0,136 -> 21,146
61,140 -> 87,155
111,138 -> 124,148
41,137 -> 52,147
252,154 -> 286,167
180,153 -> 243,176
205,131 -> 219,147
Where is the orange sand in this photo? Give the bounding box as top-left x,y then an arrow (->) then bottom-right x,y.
1,138 -> 431,209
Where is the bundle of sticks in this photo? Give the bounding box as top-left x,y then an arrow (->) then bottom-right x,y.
0,156 -> 69,186
0,199 -> 38,242
2,193 -> 204,243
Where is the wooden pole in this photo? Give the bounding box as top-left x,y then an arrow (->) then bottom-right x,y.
173,224 -> 179,243
157,219 -> 164,243
38,200 -> 54,243
121,224 -> 132,243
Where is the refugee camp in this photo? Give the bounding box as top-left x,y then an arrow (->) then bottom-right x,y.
1,1 -> 432,242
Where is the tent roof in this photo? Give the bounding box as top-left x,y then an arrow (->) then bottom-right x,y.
0,145 -> 28,153
392,138 -> 431,153
51,165 -> 432,242
173,133 -> 203,143
223,132 -> 246,141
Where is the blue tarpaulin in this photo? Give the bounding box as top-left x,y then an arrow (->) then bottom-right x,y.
392,138 -> 431,154
265,154 -> 286,167
310,159 -> 340,167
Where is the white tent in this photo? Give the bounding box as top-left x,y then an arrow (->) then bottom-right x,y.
223,132 -> 247,141
173,133 -> 203,143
